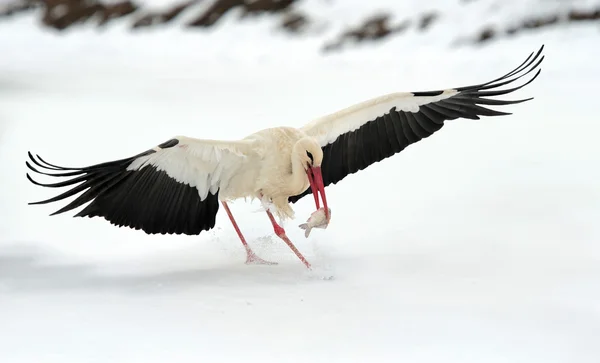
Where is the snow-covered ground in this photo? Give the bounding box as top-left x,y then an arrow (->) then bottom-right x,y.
1,2 -> 599,362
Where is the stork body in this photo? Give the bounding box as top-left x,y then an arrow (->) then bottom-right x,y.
26,46 -> 545,269
238,126 -> 324,220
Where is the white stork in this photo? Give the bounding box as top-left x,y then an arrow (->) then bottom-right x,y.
26,45 -> 545,269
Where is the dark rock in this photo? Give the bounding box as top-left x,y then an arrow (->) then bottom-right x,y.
0,0 -> 597,52
36,0 -> 138,30
568,8 -> 600,21
521,14 -> 559,30
240,0 -> 296,18
132,0 -> 196,29
187,0 -> 242,27
418,11 -> 438,31
98,1 -> 137,27
41,0 -> 105,31
280,11 -> 308,33
474,10 -> 595,44
479,8 -> 598,44
322,13 -> 410,53
186,0 -> 297,28
0,0 -> 40,17
476,27 -> 495,43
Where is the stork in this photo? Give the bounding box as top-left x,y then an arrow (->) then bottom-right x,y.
25,45 -> 545,269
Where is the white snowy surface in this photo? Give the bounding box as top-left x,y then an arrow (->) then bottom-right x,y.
1,2 -> 600,362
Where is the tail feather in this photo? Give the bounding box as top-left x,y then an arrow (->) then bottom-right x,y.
298,223 -> 311,238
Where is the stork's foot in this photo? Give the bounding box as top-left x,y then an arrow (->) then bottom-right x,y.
276,230 -> 312,269
245,249 -> 278,265
222,201 -> 278,266
267,212 -> 312,270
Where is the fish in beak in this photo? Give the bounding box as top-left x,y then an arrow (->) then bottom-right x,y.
306,166 -> 329,220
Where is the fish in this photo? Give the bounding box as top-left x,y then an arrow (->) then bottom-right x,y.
298,207 -> 331,238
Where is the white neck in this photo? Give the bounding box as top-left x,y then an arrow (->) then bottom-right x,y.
289,141 -> 309,195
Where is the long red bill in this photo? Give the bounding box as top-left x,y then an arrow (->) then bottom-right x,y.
306,167 -> 320,209
307,166 -> 329,219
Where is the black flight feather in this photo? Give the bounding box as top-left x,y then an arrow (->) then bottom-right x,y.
26,139 -> 220,235
289,45 -> 545,203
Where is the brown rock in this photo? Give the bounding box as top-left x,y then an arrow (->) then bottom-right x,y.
132,0 -> 196,29
488,8 -> 598,43
186,0 -> 297,27
41,0 -> 104,31
322,13 -> 410,53
240,0 -> 295,18
187,0 -> 242,27
568,8 -> 600,21
280,11 -> 307,33
98,1 -> 137,27
0,0 -> 40,17
520,14 -> 559,30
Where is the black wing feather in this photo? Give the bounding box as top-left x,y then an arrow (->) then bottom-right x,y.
289,45 -> 544,203
26,140 -> 220,235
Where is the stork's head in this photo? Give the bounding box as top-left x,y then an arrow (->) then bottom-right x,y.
298,137 -> 323,168
296,137 -> 328,218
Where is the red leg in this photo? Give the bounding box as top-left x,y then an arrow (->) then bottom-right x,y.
221,201 -> 277,265
266,210 -> 312,269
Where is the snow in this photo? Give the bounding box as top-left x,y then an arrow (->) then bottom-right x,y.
1,1 -> 600,362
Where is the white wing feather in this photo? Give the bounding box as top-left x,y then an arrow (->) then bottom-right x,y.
301,90 -> 457,146
126,136 -> 254,200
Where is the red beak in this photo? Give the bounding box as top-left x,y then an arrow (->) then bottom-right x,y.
306,166 -> 329,219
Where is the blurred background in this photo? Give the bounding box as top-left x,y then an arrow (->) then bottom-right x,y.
1,0 -> 599,66
1,0 -> 599,47
0,1 -> 599,363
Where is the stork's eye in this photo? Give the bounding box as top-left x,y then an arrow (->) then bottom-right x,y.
306,151 -> 314,164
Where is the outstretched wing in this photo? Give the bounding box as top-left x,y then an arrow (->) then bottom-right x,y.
26,136 -> 253,235
289,45 -> 544,203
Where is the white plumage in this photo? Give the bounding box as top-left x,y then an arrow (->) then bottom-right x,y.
302,89 -> 458,147
26,45 -> 545,269
126,137 -> 253,200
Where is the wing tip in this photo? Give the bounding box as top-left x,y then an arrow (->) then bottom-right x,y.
25,172 -> 38,186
